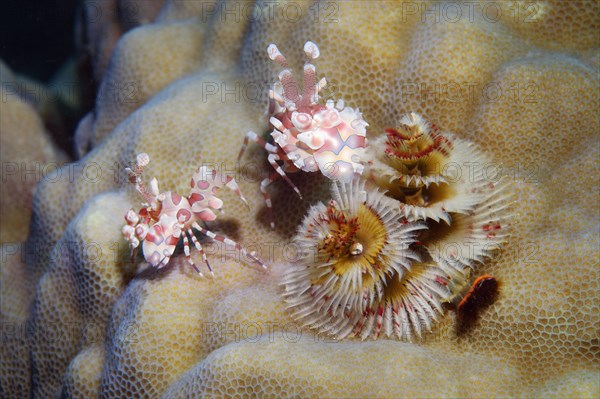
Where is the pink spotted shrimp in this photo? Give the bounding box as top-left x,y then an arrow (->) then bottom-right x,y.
237,41 -> 369,228
122,153 -> 266,277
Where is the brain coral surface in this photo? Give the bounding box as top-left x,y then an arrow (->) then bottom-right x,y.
1,1 -> 599,398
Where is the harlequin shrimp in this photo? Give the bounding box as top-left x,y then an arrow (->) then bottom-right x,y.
237,41 -> 368,227
122,153 -> 266,277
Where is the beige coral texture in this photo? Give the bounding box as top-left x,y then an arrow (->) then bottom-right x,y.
1,1 -> 599,398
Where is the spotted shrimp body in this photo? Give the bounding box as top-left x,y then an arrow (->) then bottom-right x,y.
122,153 -> 266,277
238,41 -> 368,227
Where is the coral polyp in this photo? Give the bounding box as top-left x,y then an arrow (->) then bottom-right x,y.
283,178 -> 425,339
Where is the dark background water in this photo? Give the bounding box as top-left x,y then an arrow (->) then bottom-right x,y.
1,0 -> 88,157
1,0 -> 80,81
